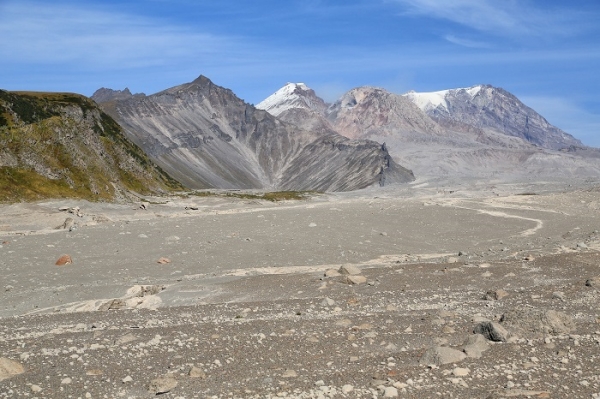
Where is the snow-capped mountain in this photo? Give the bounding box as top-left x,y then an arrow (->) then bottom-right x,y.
257,83 -> 327,117
326,86 -> 443,139
258,82 -> 600,182
256,83 -> 335,135
94,76 -> 414,191
403,85 -> 582,150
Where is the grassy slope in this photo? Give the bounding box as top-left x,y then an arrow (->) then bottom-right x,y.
0,90 -> 182,202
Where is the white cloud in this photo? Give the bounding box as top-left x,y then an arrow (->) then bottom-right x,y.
392,0 -> 586,39
0,1 -> 235,69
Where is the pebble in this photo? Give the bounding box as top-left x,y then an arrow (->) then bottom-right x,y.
452,367 -> 470,377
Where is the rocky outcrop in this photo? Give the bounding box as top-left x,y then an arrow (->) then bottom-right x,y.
100,76 -> 414,191
91,88 -> 145,103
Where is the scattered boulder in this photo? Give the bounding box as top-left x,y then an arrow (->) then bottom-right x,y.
484,289 -> 508,301
419,346 -> 466,366
474,321 -> 510,342
148,375 -> 178,395
324,269 -> 341,277
0,358 -> 25,381
56,217 -> 75,230
500,308 -> 574,336
462,334 -> 490,358
55,254 -> 73,266
345,275 -> 367,285
99,299 -> 127,311
339,264 -> 362,275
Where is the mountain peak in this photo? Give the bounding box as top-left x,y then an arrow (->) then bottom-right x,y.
256,82 -> 327,117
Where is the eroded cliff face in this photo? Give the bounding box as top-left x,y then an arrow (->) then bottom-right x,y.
0,90 -> 181,202
98,76 -> 414,192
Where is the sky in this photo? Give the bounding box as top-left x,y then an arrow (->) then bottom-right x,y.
1,0 -> 600,146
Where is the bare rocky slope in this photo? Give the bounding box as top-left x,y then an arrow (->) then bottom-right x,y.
258,84 -> 600,182
0,90 -> 182,202
404,85 -> 582,150
94,76 -> 414,192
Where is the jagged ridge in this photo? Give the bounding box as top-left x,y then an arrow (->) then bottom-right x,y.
96,76 -> 414,192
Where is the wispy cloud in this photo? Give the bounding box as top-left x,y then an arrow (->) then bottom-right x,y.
0,1 -> 237,69
392,0 -> 588,39
444,34 -> 491,48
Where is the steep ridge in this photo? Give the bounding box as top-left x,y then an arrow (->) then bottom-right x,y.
258,83 -> 600,182
404,85 -> 582,150
0,90 -> 182,202
96,76 -> 414,191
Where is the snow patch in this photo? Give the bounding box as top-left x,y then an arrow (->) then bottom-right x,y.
257,83 -> 315,117
403,85 -> 483,112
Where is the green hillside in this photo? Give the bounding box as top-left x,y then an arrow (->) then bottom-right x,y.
0,90 -> 182,202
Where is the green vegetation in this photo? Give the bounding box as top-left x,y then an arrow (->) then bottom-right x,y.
0,90 -> 182,203
190,190 -> 319,202
0,167 -> 88,202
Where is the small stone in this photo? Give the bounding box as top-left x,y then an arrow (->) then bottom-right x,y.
61,377 -> 72,384
55,254 -> 73,266
586,277 -> 600,288
484,289 -> 508,301
383,386 -> 399,397
552,291 -> 566,301
157,257 -> 171,264
0,358 -> 24,381
189,366 -> 206,379
321,297 -> 335,307
148,376 -> 178,394
342,384 -> 354,394
577,242 -> 588,249
31,385 -> 42,393
309,222 -> 317,227
281,369 -> 297,378
452,367 -> 470,377
122,375 -> 133,383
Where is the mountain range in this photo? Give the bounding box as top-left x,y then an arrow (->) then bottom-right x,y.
93,76 -> 414,192
1,75 -> 595,203
257,82 -> 600,182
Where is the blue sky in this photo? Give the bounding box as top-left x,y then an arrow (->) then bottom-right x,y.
1,0 -> 600,146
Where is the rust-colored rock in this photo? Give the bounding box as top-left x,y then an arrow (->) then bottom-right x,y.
157,257 -> 171,264
55,254 -> 73,266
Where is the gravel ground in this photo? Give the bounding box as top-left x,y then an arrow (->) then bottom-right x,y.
1,182 -> 600,398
